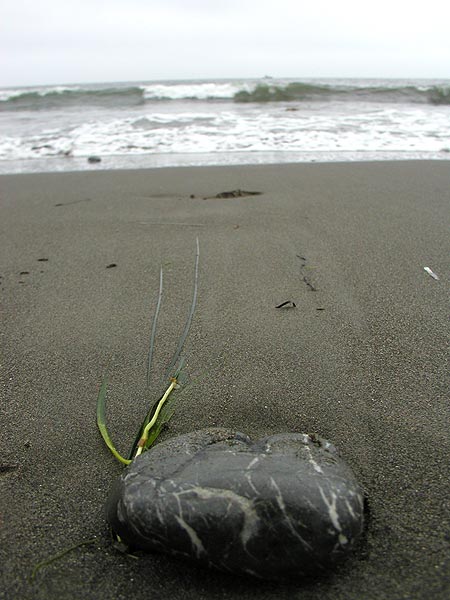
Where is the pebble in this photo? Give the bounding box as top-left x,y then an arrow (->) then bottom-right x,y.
106,428 -> 365,580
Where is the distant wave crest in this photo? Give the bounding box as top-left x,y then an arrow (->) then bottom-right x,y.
234,82 -> 333,102
1,81 -> 449,111
0,86 -> 146,111
0,82 -> 240,111
233,82 -> 450,105
427,86 -> 450,105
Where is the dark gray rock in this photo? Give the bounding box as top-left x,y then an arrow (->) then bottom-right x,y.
106,429 -> 365,580
87,155 -> 101,163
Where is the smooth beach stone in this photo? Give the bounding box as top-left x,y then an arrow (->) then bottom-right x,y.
106,428 -> 365,580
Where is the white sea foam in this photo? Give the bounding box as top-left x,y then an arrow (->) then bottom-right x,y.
141,81 -> 247,100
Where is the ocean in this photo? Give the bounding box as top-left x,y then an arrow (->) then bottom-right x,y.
0,77 -> 449,174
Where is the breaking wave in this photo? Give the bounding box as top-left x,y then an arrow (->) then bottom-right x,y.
0,82 -> 241,111
1,80 -> 449,111
0,86 -> 146,111
233,82 -> 450,105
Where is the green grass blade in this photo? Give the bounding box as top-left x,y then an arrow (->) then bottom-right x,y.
146,266 -> 163,389
128,358 -> 187,459
164,237 -> 200,380
142,360 -> 190,449
128,267 -> 164,459
128,238 -> 200,460
96,375 -> 131,465
31,539 -> 96,581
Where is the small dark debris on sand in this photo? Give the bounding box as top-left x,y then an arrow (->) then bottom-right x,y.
106,263 -> 117,269
276,300 -> 297,309
0,464 -> 19,475
37,258 -> 48,262
297,255 -> 317,291
88,156 -> 102,164
204,189 -> 262,199
55,198 -> 91,207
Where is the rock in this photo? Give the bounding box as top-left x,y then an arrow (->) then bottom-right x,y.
106,428 -> 365,581
87,155 -> 101,163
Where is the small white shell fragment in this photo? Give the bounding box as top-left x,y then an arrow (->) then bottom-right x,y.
424,267 -> 439,280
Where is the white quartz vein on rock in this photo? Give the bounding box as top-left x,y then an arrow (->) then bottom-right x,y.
174,515 -> 206,557
304,446 -> 324,473
269,477 -> 311,550
246,457 -> 260,470
173,485 -> 259,547
319,486 -> 342,533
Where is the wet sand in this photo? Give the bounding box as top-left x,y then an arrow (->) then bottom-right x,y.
0,161 -> 449,599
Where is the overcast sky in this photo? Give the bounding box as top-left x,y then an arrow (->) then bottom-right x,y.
1,0 -> 449,87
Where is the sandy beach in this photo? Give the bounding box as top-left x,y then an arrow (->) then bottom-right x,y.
0,161 -> 449,599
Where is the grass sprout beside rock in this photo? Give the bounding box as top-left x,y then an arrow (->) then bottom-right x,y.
96,238 -> 199,465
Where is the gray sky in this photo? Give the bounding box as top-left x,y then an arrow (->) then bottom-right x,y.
1,0 -> 449,86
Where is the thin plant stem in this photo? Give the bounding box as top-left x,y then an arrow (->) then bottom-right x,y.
128,238 -> 199,460
31,539 -> 97,580
146,266 -> 163,388
164,237 -> 200,379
